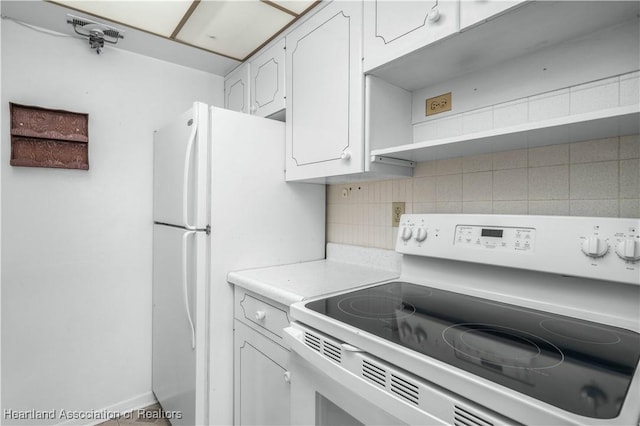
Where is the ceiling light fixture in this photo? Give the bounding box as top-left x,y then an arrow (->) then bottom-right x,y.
66,13 -> 125,55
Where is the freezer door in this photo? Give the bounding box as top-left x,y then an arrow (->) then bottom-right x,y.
152,224 -> 208,426
153,102 -> 209,229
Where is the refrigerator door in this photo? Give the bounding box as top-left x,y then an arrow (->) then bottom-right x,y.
152,224 -> 208,426
153,102 -> 209,229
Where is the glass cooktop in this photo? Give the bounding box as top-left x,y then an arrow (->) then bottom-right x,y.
304,281 -> 640,419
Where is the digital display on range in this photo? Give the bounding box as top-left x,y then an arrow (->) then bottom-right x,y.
481,228 -> 503,238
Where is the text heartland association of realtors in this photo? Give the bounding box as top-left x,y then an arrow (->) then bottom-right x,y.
3,408 -> 182,421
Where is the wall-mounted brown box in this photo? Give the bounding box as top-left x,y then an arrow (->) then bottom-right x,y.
10,103 -> 89,170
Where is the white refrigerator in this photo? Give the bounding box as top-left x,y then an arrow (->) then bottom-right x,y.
152,103 -> 325,425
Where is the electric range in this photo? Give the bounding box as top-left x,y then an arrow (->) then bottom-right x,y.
285,214 -> 640,425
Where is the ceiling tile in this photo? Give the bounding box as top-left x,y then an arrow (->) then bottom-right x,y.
53,0 -> 193,37
176,0 -> 294,60
269,0 -> 317,15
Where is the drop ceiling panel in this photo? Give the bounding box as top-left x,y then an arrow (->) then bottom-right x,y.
271,0 -> 317,15
176,1 -> 294,59
53,0 -> 193,37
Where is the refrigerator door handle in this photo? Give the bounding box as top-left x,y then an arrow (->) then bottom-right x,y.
182,114 -> 198,231
182,230 -> 197,349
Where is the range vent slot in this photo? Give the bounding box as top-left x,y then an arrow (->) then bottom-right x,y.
390,374 -> 419,406
362,360 -> 387,387
304,332 -> 321,352
322,340 -> 342,363
453,405 -> 493,426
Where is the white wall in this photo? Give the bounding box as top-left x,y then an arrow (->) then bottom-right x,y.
1,20 -> 223,425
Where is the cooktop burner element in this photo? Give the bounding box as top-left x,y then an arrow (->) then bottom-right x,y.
337,295 -> 416,320
442,323 -> 565,370
304,281 -> 640,419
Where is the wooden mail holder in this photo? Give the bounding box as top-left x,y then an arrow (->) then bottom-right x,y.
10,103 -> 89,170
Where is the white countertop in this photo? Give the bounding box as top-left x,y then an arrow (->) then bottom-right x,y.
228,245 -> 401,306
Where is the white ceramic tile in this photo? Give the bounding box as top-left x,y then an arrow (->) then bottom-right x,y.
413,115 -> 463,141
436,174 -> 463,201
528,200 -> 570,216
570,137 -> 618,164
463,153 -> 493,173
570,161 -> 619,200
436,201 -> 462,213
620,159 -> 640,199
436,157 -> 463,175
493,168 -> 528,201
393,179 -> 413,202
528,89 -> 570,122
463,171 -> 493,201
493,149 -> 527,170
462,107 -> 493,134
412,202 -> 437,213
492,201 -> 528,215
413,176 -> 437,202
528,165 -> 569,200
528,144 -> 569,167
620,71 -> 640,107
493,98 -> 528,128
413,160 -> 437,177
462,201 -> 493,214
620,199 -> 640,218
570,76 -> 619,115
570,200 -> 619,217
620,134 -> 640,160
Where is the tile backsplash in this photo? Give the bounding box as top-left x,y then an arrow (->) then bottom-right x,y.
327,135 -> 640,250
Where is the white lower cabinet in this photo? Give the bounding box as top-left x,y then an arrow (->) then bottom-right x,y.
234,288 -> 291,426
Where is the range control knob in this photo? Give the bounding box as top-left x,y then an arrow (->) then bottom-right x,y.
415,227 -> 428,242
615,238 -> 640,262
581,236 -> 609,258
401,226 -> 413,241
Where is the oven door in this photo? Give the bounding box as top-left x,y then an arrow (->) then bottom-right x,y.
289,352 -> 408,426
284,324 -> 518,426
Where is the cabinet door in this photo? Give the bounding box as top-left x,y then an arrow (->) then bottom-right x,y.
363,0 -> 459,72
225,63 -> 250,114
234,320 -> 290,426
250,38 -> 286,118
285,1 -> 364,181
460,0 -> 527,30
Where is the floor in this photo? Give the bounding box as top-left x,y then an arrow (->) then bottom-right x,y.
97,404 -> 170,426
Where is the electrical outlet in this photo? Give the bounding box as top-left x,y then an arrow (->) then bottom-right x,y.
392,202 -> 405,227
426,92 -> 452,116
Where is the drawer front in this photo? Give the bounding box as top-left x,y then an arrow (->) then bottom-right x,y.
236,290 -> 290,340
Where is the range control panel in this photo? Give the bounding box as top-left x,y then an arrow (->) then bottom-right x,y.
454,225 -> 536,252
396,214 -> 639,286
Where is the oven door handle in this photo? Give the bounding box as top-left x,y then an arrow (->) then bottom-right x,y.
341,343 -> 364,352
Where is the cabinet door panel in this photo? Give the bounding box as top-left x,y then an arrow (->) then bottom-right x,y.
460,0 -> 527,30
234,320 -> 290,426
364,0 -> 459,72
286,1 -> 363,181
225,63 -> 250,114
250,39 -> 286,118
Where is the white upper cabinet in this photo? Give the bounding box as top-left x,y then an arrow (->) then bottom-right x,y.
285,1 -> 364,181
249,38 -> 286,118
459,0 -> 526,30
363,0 -> 459,72
224,63 -> 250,114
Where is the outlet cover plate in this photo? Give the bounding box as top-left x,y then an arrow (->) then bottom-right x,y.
392,202 -> 405,227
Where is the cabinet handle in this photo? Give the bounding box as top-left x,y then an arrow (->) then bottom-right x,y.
427,5 -> 440,23
254,310 -> 267,321
250,104 -> 258,114
340,151 -> 351,161
283,371 -> 291,383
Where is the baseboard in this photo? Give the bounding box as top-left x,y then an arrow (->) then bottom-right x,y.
56,391 -> 157,426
